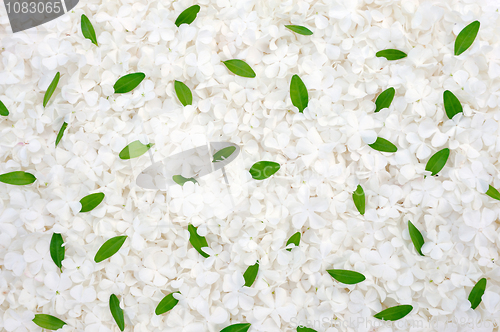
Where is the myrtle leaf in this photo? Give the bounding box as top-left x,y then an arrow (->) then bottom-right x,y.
156,292 -> 180,315
119,140 -> 154,160
443,90 -> 463,119
220,323 -> 251,332
114,73 -> 146,93
374,305 -> 413,321
55,122 -> 68,147
425,148 -> 450,176
188,224 -> 209,258
286,232 -> 301,251
174,81 -> 193,106
297,327 -> 317,332
485,185 -> 500,201
81,14 -> 98,46
222,59 -> 256,78
249,161 -> 280,180
175,5 -> 200,27
172,175 -> 198,186
408,221 -> 425,256
213,146 -> 236,162
0,171 -> 36,185
109,294 -> 125,331
368,137 -> 398,153
285,25 -> 313,35
352,184 -> 365,215
94,236 -> 127,263
455,21 -> 480,56
469,278 -> 487,309
32,314 -> 67,330
0,100 -> 9,116
80,192 -> 105,212
43,72 -> 60,107
375,87 -> 395,112
376,49 -> 407,60
327,269 -> 366,284
50,233 -> 65,272
243,261 -> 259,287
290,74 -> 308,113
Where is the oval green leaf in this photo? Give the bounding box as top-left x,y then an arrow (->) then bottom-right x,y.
376,49 -> 407,60
455,21 -> 480,56
174,80 -> 192,106
443,90 -> 463,119
213,146 -> 236,162
408,221 -> 425,256
0,171 -> 36,185
375,87 -> 395,112
285,25 -> 313,35
50,233 -> 65,272
222,59 -> 256,78
374,305 -> 413,321
172,175 -> 198,186
33,314 -> 67,330
486,185 -> 500,201
290,74 -> 308,113
43,72 -> 60,107
94,235 -> 127,263
327,269 -> 366,285
114,72 -> 146,94
155,292 -> 180,315
286,232 -> 301,252
109,294 -> 125,331
81,14 -> 98,46
55,122 -> 68,147
368,137 -> 397,153
119,140 -> 154,160
80,192 -> 105,212
175,5 -> 200,27
297,327 -> 317,332
425,148 -> 449,176
188,224 -> 209,258
0,100 -> 9,116
469,278 -> 486,309
220,323 -> 251,332
353,184 -> 365,215
243,261 -> 259,287
249,161 -> 280,180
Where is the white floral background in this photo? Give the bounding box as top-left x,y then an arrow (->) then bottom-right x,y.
2,0 -> 500,331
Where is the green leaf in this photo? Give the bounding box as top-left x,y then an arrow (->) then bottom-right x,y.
327,269 -> 366,284
368,137 -> 398,153
43,72 -> 60,107
109,294 -> 125,331
249,161 -> 280,180
32,314 -> 67,330
172,175 -> 198,186
455,20 -> 480,56
94,236 -> 127,263
188,224 -> 209,258
352,184 -> 365,215
222,59 -> 256,78
375,87 -> 395,112
0,171 -> 36,185
485,185 -> 500,201
285,25 -> 313,35
81,14 -> 98,46
376,49 -> 407,60
80,192 -> 105,212
374,305 -> 413,321
174,80 -> 193,106
425,148 -> 450,176
175,5 -> 200,27
50,233 -> 65,272
213,146 -> 236,162
155,292 -> 180,315
297,326 -> 317,332
0,100 -> 9,116
55,122 -> 68,147
243,261 -> 259,287
286,232 -> 301,251
469,278 -> 487,309
220,323 -> 251,332
443,90 -> 463,119
119,140 -> 154,160
290,74 -> 308,113
408,221 -> 425,256
114,72 -> 146,93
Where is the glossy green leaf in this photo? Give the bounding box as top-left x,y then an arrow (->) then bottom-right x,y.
408,221 -> 425,256
290,74 -> 308,113
32,314 -> 67,330
175,5 -> 200,27
285,25 -> 313,35
455,21 -> 480,56
352,184 -> 365,215
327,269 -> 366,284
375,87 -> 395,112
81,14 -> 98,46
213,146 -> 236,162
376,49 -> 407,60
43,72 -> 60,107
114,72 -> 146,93
222,59 -> 256,78
0,100 -> 9,116
174,80 -> 193,106
220,323 -> 251,332
55,122 -> 67,147
243,261 -> 259,287
469,278 -> 487,309
0,171 -> 36,185
485,185 -> 500,201
94,236 -> 127,263
374,305 -> 413,321
80,192 -> 105,212
249,161 -> 280,180
297,326 -> 317,332
50,233 -> 65,272
119,140 -> 154,160
425,148 -> 449,176
109,294 -> 125,331
172,175 -> 198,186
443,90 -> 463,119
286,232 -> 301,252
368,137 -> 397,153
156,292 -> 180,315
188,224 -> 209,258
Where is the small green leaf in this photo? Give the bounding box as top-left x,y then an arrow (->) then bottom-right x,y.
188,224 -> 209,258
375,87 -> 395,112
285,25 -> 313,35
376,49 -> 407,60
94,236 -> 127,263
297,326 -> 317,332
408,221 -> 425,256
352,184 -> 365,215
213,146 -> 236,162
55,122 -> 68,147
368,137 -> 398,153
469,278 -> 487,309
172,175 -> 198,186
81,14 -> 98,46
222,59 -> 256,78
0,171 -> 36,185
155,292 -> 180,315
485,185 -> 500,201
243,261 -> 259,287
32,314 -> 67,330
286,232 -> 301,251
0,100 -> 9,116
114,72 -> 146,93
425,148 -> 450,176
50,233 -> 65,272
374,305 -> 413,321
43,72 -> 60,107
249,161 -> 280,180
174,81 -> 193,106
220,323 -> 251,332
80,192 -> 105,212
290,74 -> 308,113
327,269 -> 366,284
443,90 -> 463,119
109,294 -> 125,331
175,5 -> 201,27
119,140 -> 154,160
455,21 -> 480,56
